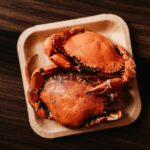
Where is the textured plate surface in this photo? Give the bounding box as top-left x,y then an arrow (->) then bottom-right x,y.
17,14 -> 141,138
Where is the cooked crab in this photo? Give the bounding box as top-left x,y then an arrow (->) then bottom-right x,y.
26,27 -> 136,128
27,63 -> 121,127
44,27 -> 136,94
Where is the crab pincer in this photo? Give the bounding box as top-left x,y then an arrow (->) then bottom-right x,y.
43,27 -> 85,70
50,53 -> 71,69
44,37 -> 54,56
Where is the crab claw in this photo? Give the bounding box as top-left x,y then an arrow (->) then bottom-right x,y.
27,64 -> 58,119
27,71 -> 44,106
27,92 -> 49,118
115,44 -> 136,82
27,90 -> 40,107
50,53 -> 71,69
30,71 -> 43,89
28,62 -> 58,104
44,37 -> 55,56
34,101 -> 49,118
86,78 -> 125,94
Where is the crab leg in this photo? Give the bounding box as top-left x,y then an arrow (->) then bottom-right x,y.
86,78 -> 125,94
85,110 -> 122,127
86,45 -> 136,94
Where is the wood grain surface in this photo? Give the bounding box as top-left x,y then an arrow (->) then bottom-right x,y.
0,0 -> 150,149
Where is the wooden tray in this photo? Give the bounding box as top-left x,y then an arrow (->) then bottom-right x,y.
17,14 -> 141,138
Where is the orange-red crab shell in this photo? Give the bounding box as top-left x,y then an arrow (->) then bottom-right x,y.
40,75 -> 109,127
63,31 -> 124,73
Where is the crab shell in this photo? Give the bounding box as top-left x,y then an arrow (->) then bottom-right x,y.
63,31 -> 124,73
27,67 -> 122,128
40,75 -> 107,127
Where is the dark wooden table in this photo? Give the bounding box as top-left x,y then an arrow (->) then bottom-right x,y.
0,0 -> 150,149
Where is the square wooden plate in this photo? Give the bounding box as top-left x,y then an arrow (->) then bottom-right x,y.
17,14 -> 141,138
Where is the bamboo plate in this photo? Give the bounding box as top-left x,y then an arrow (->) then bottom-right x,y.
17,14 -> 141,138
